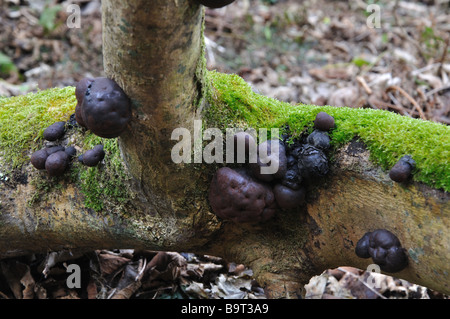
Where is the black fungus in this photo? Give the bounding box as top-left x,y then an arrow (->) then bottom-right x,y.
389,155 -> 416,183
281,168 -> 302,190
297,144 -> 329,179
306,130 -> 330,150
208,167 -> 277,223
273,184 -> 306,209
355,229 -> 408,273
45,151 -> 69,177
81,144 -> 105,167
43,122 -> 66,141
195,0 -> 235,8
30,149 -> 49,170
65,146 -> 77,158
45,146 -> 65,155
81,77 -> 131,138
75,77 -> 94,128
249,139 -> 287,182
314,112 -> 335,131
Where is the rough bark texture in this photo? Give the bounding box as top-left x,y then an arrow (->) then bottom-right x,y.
102,0 -> 219,249
0,0 -> 448,298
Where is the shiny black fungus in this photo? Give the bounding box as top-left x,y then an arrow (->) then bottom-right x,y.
195,0 -> 235,8
389,155 -> 416,183
297,144 -> 329,179
355,229 -> 408,273
306,130 -> 330,150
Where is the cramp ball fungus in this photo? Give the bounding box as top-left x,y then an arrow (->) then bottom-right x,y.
273,184 -> 306,209
306,130 -> 330,150
209,167 -> 277,223
195,0 -> 235,8
314,112 -> 335,131
31,149 -> 49,170
355,229 -> 408,273
297,144 -> 329,179
389,155 -> 416,183
79,77 -> 131,138
79,144 -> 105,167
43,122 -> 66,141
249,139 -> 287,182
45,151 -> 69,177
355,232 -> 371,259
64,146 -> 77,159
75,77 -> 93,128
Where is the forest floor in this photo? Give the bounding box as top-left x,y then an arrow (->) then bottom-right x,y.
0,0 -> 448,299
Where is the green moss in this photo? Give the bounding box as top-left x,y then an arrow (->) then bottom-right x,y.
0,87 -> 132,212
0,87 -> 76,169
75,134 -> 132,212
205,71 -> 450,191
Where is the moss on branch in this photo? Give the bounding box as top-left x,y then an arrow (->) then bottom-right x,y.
1,71 -> 449,205
205,70 -> 449,191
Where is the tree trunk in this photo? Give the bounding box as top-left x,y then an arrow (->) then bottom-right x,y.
0,0 -> 448,298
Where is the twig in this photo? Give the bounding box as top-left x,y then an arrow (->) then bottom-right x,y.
356,76 -> 373,95
437,35 -> 449,75
386,85 -> 427,120
425,84 -> 450,97
392,0 -> 428,65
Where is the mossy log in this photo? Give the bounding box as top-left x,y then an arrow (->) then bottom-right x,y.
0,0 -> 449,297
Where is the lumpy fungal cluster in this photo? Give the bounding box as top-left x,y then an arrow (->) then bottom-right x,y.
208,110 -> 412,273
355,229 -> 409,273
208,111 -> 335,223
30,77 -> 131,177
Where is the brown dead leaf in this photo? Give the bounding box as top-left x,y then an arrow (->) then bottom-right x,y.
98,251 -> 131,276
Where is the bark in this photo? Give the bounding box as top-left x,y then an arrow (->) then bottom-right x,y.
0,0 -> 448,298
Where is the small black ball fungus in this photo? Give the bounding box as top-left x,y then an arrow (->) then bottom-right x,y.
208,167 -> 277,223
306,130 -> 330,150
81,77 -> 131,138
81,144 -> 105,167
43,121 -> 66,141
297,144 -> 329,179
195,0 -> 235,8
389,155 -> 416,183
273,184 -> 305,209
356,229 -> 408,273
65,146 -> 77,158
281,168 -> 302,190
249,140 -> 287,182
30,149 -> 49,170
314,112 -> 335,131
45,146 -> 65,155
45,151 -> 69,177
